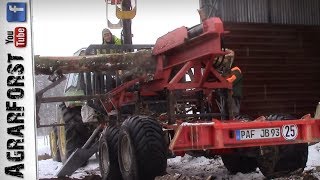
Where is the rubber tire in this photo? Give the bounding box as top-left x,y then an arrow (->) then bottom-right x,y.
118,116 -> 167,180
58,104 -> 90,163
49,127 -> 61,162
257,114 -> 308,179
233,114 -> 252,121
222,155 -> 258,174
99,126 -> 123,180
222,114 -> 258,174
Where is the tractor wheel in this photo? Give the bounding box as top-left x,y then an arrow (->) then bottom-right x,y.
222,114 -> 258,174
99,126 -> 123,180
49,127 -> 61,162
118,116 -> 167,180
257,114 -> 308,178
58,104 -> 90,163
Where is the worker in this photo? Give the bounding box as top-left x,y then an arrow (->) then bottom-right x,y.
226,66 -> 243,116
102,28 -> 122,45
100,28 -> 123,86
97,28 -> 122,55
216,49 -> 243,116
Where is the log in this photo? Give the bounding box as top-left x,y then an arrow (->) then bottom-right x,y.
34,49 -> 156,75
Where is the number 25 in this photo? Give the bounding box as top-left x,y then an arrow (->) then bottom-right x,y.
284,125 -> 295,137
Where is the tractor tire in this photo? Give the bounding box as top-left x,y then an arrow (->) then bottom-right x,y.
222,114 -> 258,174
118,116 -> 167,180
58,104 -> 90,163
49,127 -> 61,162
99,126 -> 123,180
257,114 -> 308,179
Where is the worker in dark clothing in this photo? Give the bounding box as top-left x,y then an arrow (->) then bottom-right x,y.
215,49 -> 243,116
226,66 -> 243,115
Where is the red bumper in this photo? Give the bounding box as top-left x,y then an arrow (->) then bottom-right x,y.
169,114 -> 320,152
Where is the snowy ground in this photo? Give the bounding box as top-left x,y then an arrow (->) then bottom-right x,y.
37,136 -> 320,179
37,136 -> 101,179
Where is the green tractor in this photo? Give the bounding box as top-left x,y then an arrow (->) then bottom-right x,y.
44,43 -> 154,177
49,48 -> 95,164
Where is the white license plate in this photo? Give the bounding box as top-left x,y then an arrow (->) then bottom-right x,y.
236,127 -> 281,140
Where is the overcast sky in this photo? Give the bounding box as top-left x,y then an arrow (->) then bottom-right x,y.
32,0 -> 200,56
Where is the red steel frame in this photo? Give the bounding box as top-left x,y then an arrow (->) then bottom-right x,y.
100,17 -> 320,154
169,114 -> 320,153
142,17 -> 232,94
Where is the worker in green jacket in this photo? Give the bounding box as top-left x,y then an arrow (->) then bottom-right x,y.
97,28 -> 122,55
101,28 -> 123,85
102,28 -> 122,45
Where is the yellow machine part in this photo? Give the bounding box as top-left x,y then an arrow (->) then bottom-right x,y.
49,130 -> 58,158
116,6 -> 136,19
58,118 -> 67,158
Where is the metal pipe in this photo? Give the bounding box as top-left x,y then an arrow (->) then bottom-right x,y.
174,113 -> 224,118
37,121 -> 99,128
82,124 -> 103,149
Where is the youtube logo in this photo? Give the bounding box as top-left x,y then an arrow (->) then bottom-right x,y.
5,27 -> 27,47
15,27 -> 27,47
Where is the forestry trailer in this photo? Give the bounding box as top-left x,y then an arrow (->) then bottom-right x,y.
34,1 -> 320,180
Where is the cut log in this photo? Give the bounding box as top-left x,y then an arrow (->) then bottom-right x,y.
34,49 -> 155,75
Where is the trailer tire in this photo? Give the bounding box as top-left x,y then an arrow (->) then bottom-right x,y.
233,114 -> 252,121
118,116 -> 167,180
99,126 -> 123,180
58,104 -> 89,164
257,114 -> 308,178
221,114 -> 258,174
49,127 -> 61,162
221,154 -> 258,174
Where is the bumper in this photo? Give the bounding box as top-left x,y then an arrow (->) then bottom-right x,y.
169,114 -> 320,152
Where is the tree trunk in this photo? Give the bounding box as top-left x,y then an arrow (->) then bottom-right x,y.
34,49 -> 155,75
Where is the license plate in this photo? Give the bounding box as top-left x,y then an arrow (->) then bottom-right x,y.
236,127 -> 281,140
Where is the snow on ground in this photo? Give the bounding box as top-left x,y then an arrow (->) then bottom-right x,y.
307,143 -> 320,167
38,159 -> 62,178
38,158 -> 101,179
37,135 -> 320,179
37,136 -> 100,179
166,155 -> 264,180
37,136 -> 51,156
